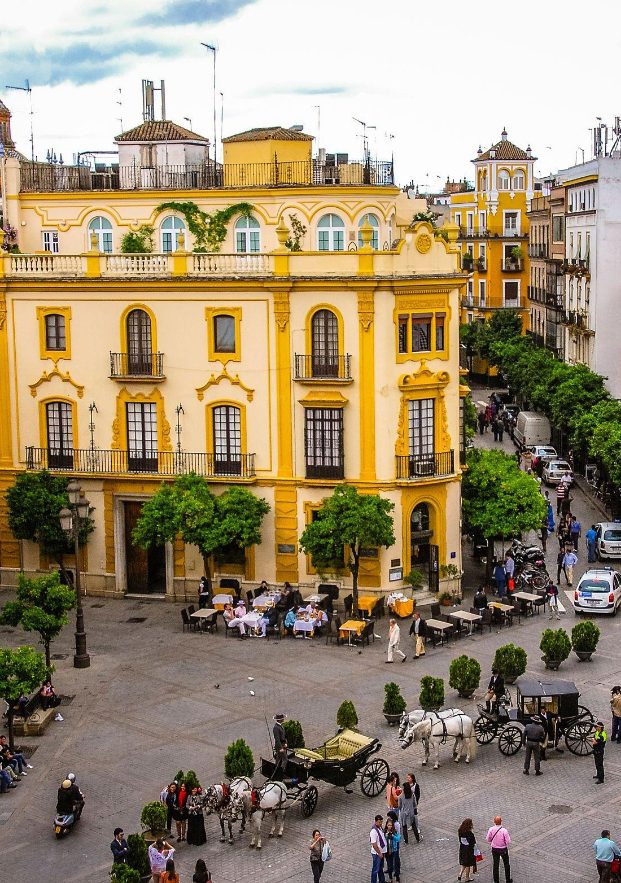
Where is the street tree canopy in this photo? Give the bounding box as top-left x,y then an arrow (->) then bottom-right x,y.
132,474 -> 269,587
462,449 -> 546,540
0,646 -> 48,748
0,571 -> 75,668
299,485 -> 395,614
6,472 -> 94,569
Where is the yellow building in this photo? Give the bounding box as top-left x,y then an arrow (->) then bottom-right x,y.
0,108 -> 465,601
451,130 -> 535,340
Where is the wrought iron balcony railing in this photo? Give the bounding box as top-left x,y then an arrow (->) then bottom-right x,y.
25,447 -> 256,478
395,451 -> 455,479
109,352 -> 165,378
294,354 -> 352,381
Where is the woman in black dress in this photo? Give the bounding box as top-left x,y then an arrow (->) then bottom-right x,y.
458,818 -> 477,881
186,787 -> 207,846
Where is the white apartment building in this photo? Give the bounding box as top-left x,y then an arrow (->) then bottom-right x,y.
557,157 -> 621,395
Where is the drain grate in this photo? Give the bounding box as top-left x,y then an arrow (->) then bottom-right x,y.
51,654 -> 68,660
126,617 -> 147,623
91,603 -> 105,608
548,805 -> 572,814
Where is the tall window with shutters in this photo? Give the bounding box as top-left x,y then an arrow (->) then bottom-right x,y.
46,401 -> 74,469
213,405 -> 242,475
311,309 -> 339,377
304,408 -> 344,479
126,402 -> 158,472
408,398 -> 435,457
45,314 -> 66,351
126,309 -> 153,375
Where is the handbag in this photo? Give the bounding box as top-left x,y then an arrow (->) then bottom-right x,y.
611,858 -> 620,874
474,847 -> 484,863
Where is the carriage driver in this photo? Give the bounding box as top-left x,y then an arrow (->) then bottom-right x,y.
485,668 -> 505,713
272,713 -> 288,779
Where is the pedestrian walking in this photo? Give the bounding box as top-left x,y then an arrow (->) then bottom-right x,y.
540,517 -> 549,553
523,717 -> 545,775
370,814 -> 387,883
546,501 -> 555,534
593,721 -> 607,784
309,828 -> 327,883
384,816 -> 401,882
457,818 -> 477,882
570,515 -> 582,551
496,417 -> 504,442
556,481 -> 567,516
477,410 -> 486,435
486,816 -> 512,883
386,619 -> 407,664
556,548 -> 565,586
492,418 -> 499,442
493,560 -> 507,598
547,580 -> 561,620
111,827 -> 129,864
562,548 -> 578,586
586,524 -> 598,563
610,686 -> 621,743
408,612 -> 426,658
192,859 -> 211,883
593,829 -> 621,883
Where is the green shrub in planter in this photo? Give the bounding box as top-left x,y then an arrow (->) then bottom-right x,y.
571,619 -> 600,654
419,675 -> 444,709
173,769 -> 185,785
111,865 -> 140,883
383,682 -> 407,716
140,801 -> 167,834
283,719 -> 305,748
336,700 -> 359,729
540,627 -> 571,667
127,833 -> 150,877
183,769 -> 201,791
492,644 -> 527,683
449,655 -> 481,698
224,738 -> 255,779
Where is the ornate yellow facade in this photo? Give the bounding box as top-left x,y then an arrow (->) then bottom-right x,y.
0,118 -> 465,599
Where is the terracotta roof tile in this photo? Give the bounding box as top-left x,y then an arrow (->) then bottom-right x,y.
475,139 -> 536,162
115,120 -> 209,143
222,126 -> 313,143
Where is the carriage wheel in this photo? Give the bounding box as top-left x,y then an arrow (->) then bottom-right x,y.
498,725 -> 523,756
577,705 -> 595,723
360,758 -> 390,797
565,720 -> 596,756
301,785 -> 319,818
474,716 -> 496,745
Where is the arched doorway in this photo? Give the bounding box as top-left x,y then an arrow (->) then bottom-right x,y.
410,503 -> 433,568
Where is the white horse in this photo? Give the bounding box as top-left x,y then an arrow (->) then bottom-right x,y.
398,708 -> 465,742
203,776 -> 252,843
235,780 -> 289,849
400,714 -> 477,769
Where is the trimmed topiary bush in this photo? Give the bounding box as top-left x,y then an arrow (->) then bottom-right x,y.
492,643 -> 527,684
449,655 -> 481,698
383,682 -> 407,716
183,769 -> 201,791
283,719 -> 305,748
571,619 -> 600,655
110,865 -> 140,883
126,833 -> 150,877
419,675 -> 445,710
140,801 -> 167,834
224,738 -> 255,779
540,627 -> 572,669
336,699 -> 359,729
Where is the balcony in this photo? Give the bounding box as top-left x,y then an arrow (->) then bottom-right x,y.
25,447 -> 256,479
294,354 -> 352,382
561,310 -> 593,333
459,226 -> 489,238
109,352 -> 165,380
502,259 -> 523,272
528,244 -> 549,258
502,228 -> 522,238
305,463 -> 345,480
395,451 -> 455,480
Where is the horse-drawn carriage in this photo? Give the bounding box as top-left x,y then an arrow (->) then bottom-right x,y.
260,727 -> 390,817
474,676 -> 596,756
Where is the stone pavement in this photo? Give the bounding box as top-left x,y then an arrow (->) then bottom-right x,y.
0,399 -> 618,883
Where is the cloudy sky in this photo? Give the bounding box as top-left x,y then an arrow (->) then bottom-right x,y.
1,0 -> 619,186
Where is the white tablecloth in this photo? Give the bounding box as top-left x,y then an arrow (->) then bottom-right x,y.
240,611 -> 262,627
293,619 -> 316,633
213,594 -> 233,606
253,593 -> 277,608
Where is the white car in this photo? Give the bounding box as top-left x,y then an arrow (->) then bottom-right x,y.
525,445 -> 558,463
542,460 -> 574,486
574,567 -> 621,615
596,523 -> 621,560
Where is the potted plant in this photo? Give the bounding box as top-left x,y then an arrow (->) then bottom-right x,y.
462,252 -> 474,270
140,802 -> 168,842
403,569 -> 425,591
111,866 -> 141,883
383,682 -> 407,726
419,675 -> 444,711
449,655 -> 481,699
492,644 -> 527,685
440,563 -> 462,603
508,246 -> 523,268
224,739 -> 255,779
283,719 -> 305,748
438,591 -> 453,607
126,833 -> 151,881
336,699 -> 359,730
571,619 -> 600,662
540,627 -> 572,670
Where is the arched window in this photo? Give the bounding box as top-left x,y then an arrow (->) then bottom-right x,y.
357,213 -> 379,249
46,401 -> 74,469
126,309 -> 153,375
479,170 -> 488,192
88,216 -> 113,253
311,309 -> 339,377
235,216 -> 260,252
497,170 -> 510,191
512,170 -> 525,190
410,503 -> 432,567
317,213 -> 345,251
213,405 -> 242,475
160,216 -> 185,253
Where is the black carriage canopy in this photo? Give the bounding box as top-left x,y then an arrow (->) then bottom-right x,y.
515,676 -> 579,698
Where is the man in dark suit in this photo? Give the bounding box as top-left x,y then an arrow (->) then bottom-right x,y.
272,713 -> 288,779
111,827 -> 129,864
485,669 -> 505,712
409,612 -> 427,658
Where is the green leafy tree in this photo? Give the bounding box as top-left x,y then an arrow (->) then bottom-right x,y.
0,646 -> 47,748
283,719 -> 305,748
120,224 -> 154,254
299,485 -> 395,615
156,201 -> 253,252
283,213 -> 307,251
224,738 -> 255,778
6,471 -> 95,574
132,474 -> 269,591
0,571 -> 75,668
336,699 -> 359,729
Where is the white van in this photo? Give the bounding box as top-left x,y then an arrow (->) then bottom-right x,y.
514,411 -> 551,450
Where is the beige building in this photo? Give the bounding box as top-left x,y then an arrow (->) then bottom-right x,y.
0,107 -> 466,600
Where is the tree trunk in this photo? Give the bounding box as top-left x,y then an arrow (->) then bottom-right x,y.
486,538 -> 494,586
351,548 -> 360,617
202,554 -> 213,594
45,640 -> 51,671
7,708 -> 14,751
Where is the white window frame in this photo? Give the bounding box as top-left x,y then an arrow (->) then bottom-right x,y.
160,216 -> 185,253
317,214 -> 345,251
503,210 -> 520,236
478,211 -> 486,232
454,212 -> 461,228
235,215 -> 261,253
88,216 -> 113,253
512,170 -> 525,190
497,170 -> 510,191
42,231 -> 59,254
479,279 -> 486,306
503,279 -> 521,308
479,243 -> 487,260
466,212 -> 474,234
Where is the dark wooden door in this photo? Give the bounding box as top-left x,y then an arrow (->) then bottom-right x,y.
124,502 -> 165,594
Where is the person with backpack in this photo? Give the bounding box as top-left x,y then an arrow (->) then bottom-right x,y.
309,828 -> 331,883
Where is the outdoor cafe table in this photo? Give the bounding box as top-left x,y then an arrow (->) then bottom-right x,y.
357,595 -> 379,616
449,609 -> 482,635
252,593 -> 278,611
390,597 -> 414,618
293,619 -> 316,637
213,593 -> 233,610
488,601 -> 514,626
513,591 -> 541,615
339,619 -> 366,646
303,593 -> 328,605
190,608 -> 217,632
426,618 -> 454,646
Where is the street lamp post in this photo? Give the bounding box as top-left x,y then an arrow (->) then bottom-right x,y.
59,480 -> 91,669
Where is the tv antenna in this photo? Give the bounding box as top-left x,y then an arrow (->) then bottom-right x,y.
353,117 -> 376,161
5,79 -> 34,162
116,88 -> 123,132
